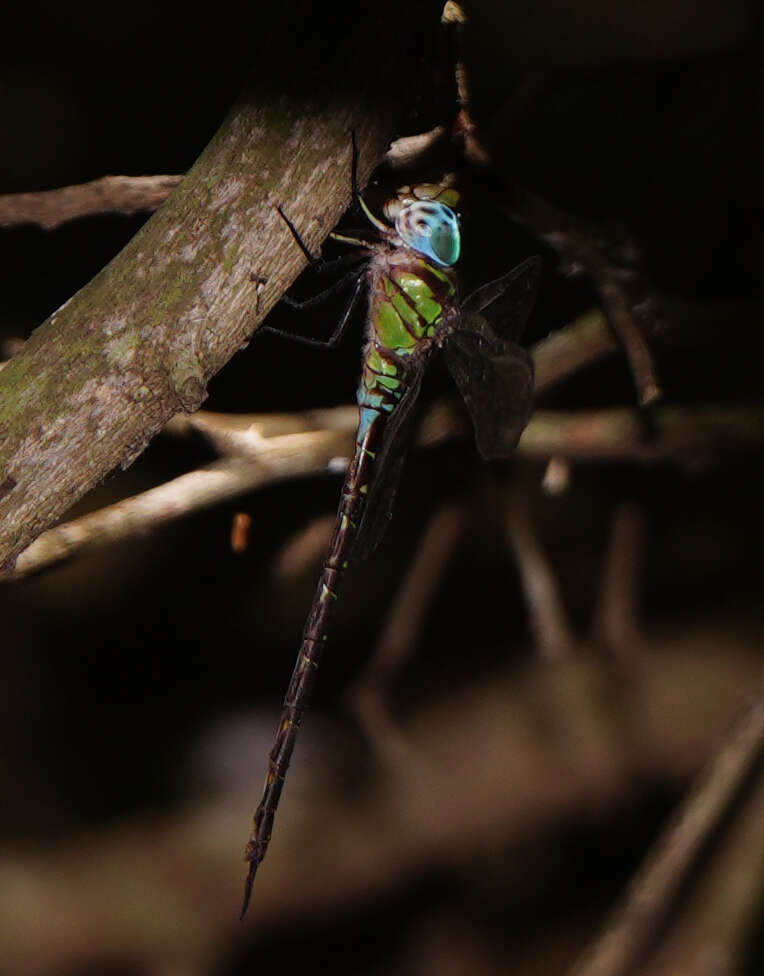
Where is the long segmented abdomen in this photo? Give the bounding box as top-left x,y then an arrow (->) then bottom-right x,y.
240,400 -> 387,916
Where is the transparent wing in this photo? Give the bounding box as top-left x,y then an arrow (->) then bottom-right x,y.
462,255 -> 542,342
444,315 -> 534,460
355,257 -> 541,552
353,369 -> 426,560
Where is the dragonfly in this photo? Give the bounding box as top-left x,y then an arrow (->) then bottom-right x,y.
240,147 -> 541,918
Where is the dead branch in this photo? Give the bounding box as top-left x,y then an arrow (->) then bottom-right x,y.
0,175 -> 183,230
645,751 -> 764,974
504,481 -> 576,661
518,404 -> 764,462
532,310 -> 617,394
594,503 -> 647,664
1,430 -> 349,579
570,683 -> 764,976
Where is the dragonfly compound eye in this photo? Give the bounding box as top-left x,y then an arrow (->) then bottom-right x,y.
395,201 -> 461,268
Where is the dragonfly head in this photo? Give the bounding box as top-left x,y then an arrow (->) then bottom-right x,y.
394,200 -> 461,268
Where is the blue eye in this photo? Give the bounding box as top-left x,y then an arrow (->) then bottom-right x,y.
395,201 -> 461,267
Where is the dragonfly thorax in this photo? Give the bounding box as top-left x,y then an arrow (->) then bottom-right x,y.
395,201 -> 461,269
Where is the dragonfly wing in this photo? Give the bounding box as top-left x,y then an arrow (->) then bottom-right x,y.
462,255 -> 542,342
354,369 -> 426,560
444,319 -> 534,460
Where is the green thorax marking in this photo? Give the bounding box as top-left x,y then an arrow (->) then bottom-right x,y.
371,258 -> 457,355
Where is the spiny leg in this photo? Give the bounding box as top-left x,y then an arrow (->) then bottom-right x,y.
268,197 -> 370,347
260,270 -> 366,349
279,265 -> 365,311
276,204 -> 323,266
277,203 -> 373,268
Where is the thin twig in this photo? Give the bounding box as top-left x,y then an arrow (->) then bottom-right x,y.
511,186 -> 663,407
1,430 -> 350,580
504,482 -> 576,661
646,745 -> 764,974
532,310 -> 618,395
541,456 -> 571,495
519,404 -> 764,462
595,276 -> 662,407
0,175 -> 184,230
570,684 -> 764,976
272,514 -> 336,582
593,503 -> 647,665
350,501 -> 468,768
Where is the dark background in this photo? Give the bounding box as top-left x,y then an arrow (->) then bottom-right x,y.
1,2 -> 763,973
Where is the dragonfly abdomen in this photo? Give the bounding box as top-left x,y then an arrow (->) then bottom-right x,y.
242,408 -> 386,911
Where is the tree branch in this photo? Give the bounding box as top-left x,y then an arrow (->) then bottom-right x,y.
0,0 -> 444,570
0,175 -> 183,230
570,684 -> 764,976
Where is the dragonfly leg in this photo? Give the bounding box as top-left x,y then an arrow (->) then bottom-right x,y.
276,206 -> 372,270
280,266 -> 364,310
276,204 -> 323,265
260,271 -> 366,349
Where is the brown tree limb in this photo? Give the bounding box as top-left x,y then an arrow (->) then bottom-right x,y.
518,404 -> 764,462
0,175 -> 184,230
504,481 -> 577,661
569,683 -> 764,976
646,751 -> 764,974
532,309 -> 618,394
0,0 -> 444,571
